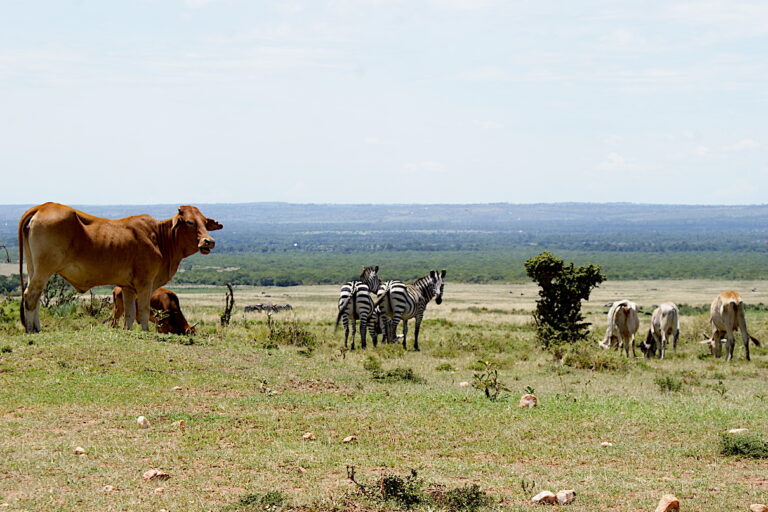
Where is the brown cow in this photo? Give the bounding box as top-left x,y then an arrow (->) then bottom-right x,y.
112,286 -> 195,335
18,203 -> 222,333
701,291 -> 760,361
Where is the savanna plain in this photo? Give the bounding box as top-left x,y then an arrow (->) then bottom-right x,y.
1,280 -> 768,511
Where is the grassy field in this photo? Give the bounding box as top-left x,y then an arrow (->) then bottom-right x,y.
1,281 -> 768,511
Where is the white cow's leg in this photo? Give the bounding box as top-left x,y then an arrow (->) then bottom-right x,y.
123,288 -> 137,330
659,332 -> 666,360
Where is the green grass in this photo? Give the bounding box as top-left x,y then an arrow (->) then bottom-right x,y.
1,285 -> 768,511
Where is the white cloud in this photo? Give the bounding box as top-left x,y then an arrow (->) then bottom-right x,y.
403,160 -> 447,173
364,136 -> 389,145
723,139 -> 760,152
428,0 -> 499,10
473,120 -> 504,130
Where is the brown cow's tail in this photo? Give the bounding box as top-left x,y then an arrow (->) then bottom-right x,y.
17,207 -> 36,327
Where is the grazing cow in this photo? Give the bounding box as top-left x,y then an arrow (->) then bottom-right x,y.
599,299 -> 640,357
112,287 -> 195,335
640,303 -> 680,359
18,203 -> 222,333
701,291 -> 760,361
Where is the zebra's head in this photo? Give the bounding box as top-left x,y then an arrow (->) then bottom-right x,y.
360,265 -> 381,291
430,269 -> 447,304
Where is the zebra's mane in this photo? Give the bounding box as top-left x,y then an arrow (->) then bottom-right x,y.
410,274 -> 436,302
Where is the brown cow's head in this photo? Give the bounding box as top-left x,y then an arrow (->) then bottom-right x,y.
173,206 -> 223,256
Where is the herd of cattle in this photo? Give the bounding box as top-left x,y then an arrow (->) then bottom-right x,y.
599,290 -> 761,362
13,202 -> 764,362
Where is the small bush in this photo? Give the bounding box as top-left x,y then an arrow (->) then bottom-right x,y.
472,361 -> 509,401
720,432 -> 768,458
372,367 -> 426,384
379,471 -> 425,508
0,345 -> 11,353
654,375 -> 683,393
562,343 -> 628,372
435,363 -> 456,372
225,490 -> 287,511
268,319 -> 316,350
441,484 -> 492,512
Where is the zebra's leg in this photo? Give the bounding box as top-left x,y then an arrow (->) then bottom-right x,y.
413,313 -> 424,352
342,313 -> 350,349
350,314 -> 357,350
390,315 -> 401,345
360,313 -> 368,349
401,319 -> 408,350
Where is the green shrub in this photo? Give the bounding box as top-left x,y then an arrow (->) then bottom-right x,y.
654,375 -> 683,393
441,484 -> 492,512
435,362 -> 456,372
562,343 -> 629,372
372,367 -> 426,384
379,471 -> 425,508
720,432 -> 768,458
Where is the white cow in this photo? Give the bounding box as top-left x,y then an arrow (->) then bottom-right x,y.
701,291 -> 760,361
599,300 -> 640,357
640,303 -> 680,359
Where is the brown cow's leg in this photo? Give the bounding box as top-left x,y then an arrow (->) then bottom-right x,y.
136,289 -> 152,332
123,288 -> 137,330
22,273 -> 49,333
111,288 -> 123,328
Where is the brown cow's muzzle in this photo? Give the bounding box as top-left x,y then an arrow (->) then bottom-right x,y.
199,238 -> 215,254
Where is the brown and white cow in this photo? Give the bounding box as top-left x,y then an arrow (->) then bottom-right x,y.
640,302 -> 680,359
112,286 -> 195,335
599,299 -> 640,357
701,291 -> 760,361
18,203 -> 222,333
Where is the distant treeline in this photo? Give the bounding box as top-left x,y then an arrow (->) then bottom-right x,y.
171,249 -> 768,287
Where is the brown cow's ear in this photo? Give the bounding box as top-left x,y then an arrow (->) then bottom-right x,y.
206,218 -> 223,231
172,214 -> 182,230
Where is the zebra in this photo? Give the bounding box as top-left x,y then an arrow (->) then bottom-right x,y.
335,266 -> 381,349
374,269 -> 446,351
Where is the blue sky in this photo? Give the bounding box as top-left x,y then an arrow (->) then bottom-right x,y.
1,0 -> 766,204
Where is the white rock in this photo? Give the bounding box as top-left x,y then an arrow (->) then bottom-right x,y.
142,469 -> 170,481
600,441 -> 613,447
458,381 -> 470,387
302,432 -> 316,441
102,485 -> 114,492
519,394 -> 538,408
556,490 -> 576,504
137,416 -> 151,429
750,505 -> 768,512
73,446 -> 86,456
728,428 -> 749,434
654,494 -> 679,512
342,435 -> 358,443
531,491 -> 557,504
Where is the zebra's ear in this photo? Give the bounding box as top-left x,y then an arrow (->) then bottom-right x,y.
429,270 -> 437,279
440,269 -> 446,278
374,265 -> 379,272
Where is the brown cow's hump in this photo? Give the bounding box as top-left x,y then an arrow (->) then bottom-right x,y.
721,290 -> 742,303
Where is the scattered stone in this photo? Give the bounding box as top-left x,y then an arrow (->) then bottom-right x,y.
102,485 -> 114,492
342,435 -> 358,444
297,467 -> 307,474
142,469 -> 170,481
73,446 -> 86,456
458,381 -> 470,387
728,428 -> 749,434
531,491 -> 557,504
750,505 -> 768,512
654,494 -> 679,512
302,432 -> 316,441
519,394 -> 538,408
154,487 -> 165,494
174,420 -> 186,432
172,386 -> 183,391
556,490 -> 576,505
137,416 -> 151,429
600,441 -> 613,448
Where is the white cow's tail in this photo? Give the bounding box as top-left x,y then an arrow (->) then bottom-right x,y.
736,302 -> 760,346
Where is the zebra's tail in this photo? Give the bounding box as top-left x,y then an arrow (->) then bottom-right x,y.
335,296 -> 351,332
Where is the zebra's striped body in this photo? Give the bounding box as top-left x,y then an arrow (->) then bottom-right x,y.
375,270 -> 446,351
335,266 -> 381,349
